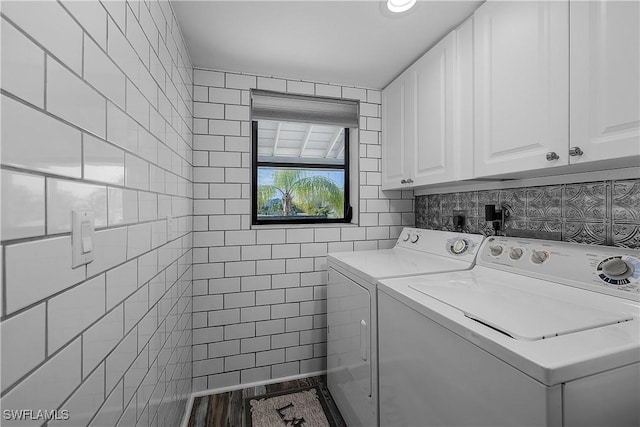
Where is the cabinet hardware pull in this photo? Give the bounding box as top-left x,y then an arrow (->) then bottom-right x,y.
401,179 -> 407,184
546,152 -> 559,161
569,146 -> 583,156
406,179 -> 414,183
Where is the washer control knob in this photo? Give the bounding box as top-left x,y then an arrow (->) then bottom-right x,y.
531,250 -> 549,264
402,233 -> 410,242
509,247 -> 524,260
410,234 -> 420,244
451,239 -> 468,255
601,258 -> 631,278
489,245 -> 503,256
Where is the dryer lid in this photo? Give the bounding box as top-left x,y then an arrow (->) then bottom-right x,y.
409,276 -> 632,341
329,247 -> 472,281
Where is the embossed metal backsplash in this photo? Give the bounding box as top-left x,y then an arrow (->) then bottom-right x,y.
415,179 -> 640,248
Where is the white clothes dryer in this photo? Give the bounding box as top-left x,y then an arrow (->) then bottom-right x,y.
378,236 -> 640,427
326,228 -> 484,427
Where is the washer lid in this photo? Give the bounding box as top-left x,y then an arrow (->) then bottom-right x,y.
409,277 -> 633,341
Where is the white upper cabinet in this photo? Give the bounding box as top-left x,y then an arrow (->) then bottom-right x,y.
382,28 -> 468,190
381,69 -> 412,190
411,32 -> 457,187
382,1 -> 637,188
473,1 -> 569,177
569,0 -> 640,165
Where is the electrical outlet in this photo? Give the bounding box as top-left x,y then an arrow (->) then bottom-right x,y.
453,210 -> 466,231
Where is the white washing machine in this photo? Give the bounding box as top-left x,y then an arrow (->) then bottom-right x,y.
378,236 -> 640,427
326,228 -> 485,427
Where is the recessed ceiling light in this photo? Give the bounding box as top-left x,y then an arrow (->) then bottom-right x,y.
387,0 -> 417,13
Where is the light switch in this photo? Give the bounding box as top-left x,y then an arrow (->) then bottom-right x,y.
81,222 -> 93,254
72,210 -> 94,268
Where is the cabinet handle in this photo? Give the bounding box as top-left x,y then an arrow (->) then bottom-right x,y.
401,179 -> 407,184
569,146 -> 583,157
546,152 -> 559,161
406,179 -> 413,184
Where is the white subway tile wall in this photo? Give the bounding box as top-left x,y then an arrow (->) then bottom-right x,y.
2,0 -> 416,414
1,95 -> 83,178
0,169 -> 46,240
192,68 -> 414,391
0,2 -> 193,427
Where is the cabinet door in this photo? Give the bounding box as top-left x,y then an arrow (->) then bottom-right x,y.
474,1 -> 569,177
382,72 -> 412,190
455,17 -> 475,181
411,32 -> 456,186
569,1 -> 640,165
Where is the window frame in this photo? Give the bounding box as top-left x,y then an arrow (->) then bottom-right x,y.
251,120 -> 351,225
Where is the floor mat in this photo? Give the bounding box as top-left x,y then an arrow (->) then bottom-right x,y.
187,375 -> 346,427
245,386 -> 338,427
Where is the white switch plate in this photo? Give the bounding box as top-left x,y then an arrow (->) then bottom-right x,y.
72,210 -> 94,268
167,216 -> 176,240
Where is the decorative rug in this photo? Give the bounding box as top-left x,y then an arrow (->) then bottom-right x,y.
245,386 -> 337,427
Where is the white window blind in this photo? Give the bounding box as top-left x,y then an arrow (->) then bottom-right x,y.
251,90 -> 359,128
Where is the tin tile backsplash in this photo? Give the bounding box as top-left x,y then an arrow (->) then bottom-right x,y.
415,179 -> 640,249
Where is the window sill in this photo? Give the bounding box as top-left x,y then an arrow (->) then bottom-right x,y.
251,222 -> 359,230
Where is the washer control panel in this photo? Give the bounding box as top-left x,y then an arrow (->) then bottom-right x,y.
478,236 -> 640,300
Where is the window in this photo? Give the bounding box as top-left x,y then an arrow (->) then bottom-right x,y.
251,91 -> 357,225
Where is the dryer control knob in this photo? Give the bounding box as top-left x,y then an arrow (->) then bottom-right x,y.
451,239 -> 468,254
601,258 -> 632,278
531,250 -> 549,264
402,233 -> 410,242
489,245 -> 503,256
509,247 -> 524,260
410,234 -> 420,244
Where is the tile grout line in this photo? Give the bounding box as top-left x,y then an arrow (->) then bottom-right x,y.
43,49 -> 48,110
0,208 -> 190,247
1,247 -> 6,318
44,300 -> 49,359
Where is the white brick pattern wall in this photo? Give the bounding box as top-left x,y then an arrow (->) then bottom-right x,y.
0,1 -> 193,426
192,68 -> 414,391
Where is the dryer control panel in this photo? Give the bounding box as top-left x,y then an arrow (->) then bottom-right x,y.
478,236 -> 640,301
395,228 -> 484,263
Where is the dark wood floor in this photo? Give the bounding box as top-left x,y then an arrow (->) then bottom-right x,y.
187,375 -> 347,427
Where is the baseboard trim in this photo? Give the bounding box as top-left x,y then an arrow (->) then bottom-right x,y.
179,370 -> 326,427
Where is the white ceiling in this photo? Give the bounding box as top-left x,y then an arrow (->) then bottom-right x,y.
172,0 -> 483,89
